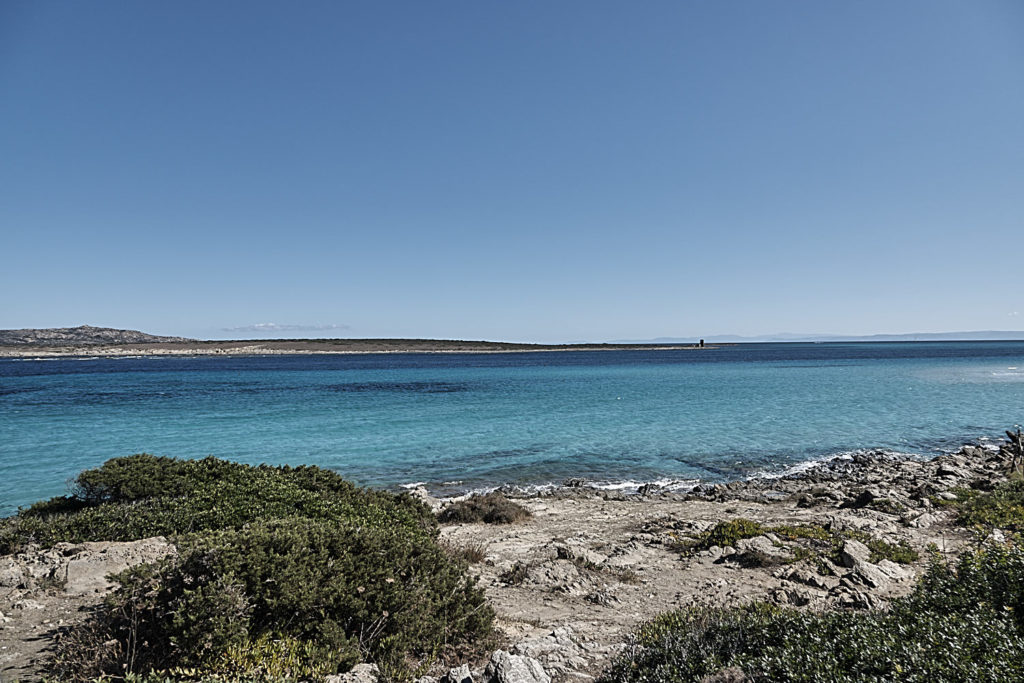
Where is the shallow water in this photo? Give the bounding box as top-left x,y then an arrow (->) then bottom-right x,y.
2,341 -> 1023,514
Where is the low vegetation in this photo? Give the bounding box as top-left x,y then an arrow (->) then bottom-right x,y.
0,454 -> 434,554
601,543 -> 1024,682
0,455 -> 494,681
437,492 -> 532,525
679,518 -> 918,566
947,479 -> 1024,536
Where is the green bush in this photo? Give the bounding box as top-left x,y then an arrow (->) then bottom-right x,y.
0,454 -> 434,553
952,479 -> 1024,534
0,455 -> 493,680
601,544 -> 1024,682
437,492 -> 532,525
51,518 -> 493,681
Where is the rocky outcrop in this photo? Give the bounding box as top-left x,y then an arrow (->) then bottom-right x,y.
0,537 -> 174,596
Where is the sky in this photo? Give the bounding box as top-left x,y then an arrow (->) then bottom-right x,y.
1,1 -> 1022,343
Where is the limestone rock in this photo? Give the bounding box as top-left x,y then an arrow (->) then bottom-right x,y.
733,536 -> 792,565
442,664 -> 473,683
484,650 -> 550,683
839,539 -> 871,568
0,565 -> 26,588
851,560 -> 890,589
62,537 -> 174,595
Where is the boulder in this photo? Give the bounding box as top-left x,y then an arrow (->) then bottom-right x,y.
851,560 -> 890,589
0,565 -> 26,588
483,650 -> 550,683
839,539 -> 871,569
733,536 -> 792,565
442,664 -> 473,683
843,488 -> 883,509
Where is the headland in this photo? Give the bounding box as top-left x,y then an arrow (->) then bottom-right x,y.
0,326 -> 707,358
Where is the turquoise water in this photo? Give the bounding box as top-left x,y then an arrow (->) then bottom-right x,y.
2,342 -> 1023,514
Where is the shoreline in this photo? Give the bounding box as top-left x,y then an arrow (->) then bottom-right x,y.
0,343 -> 711,359
425,438 -> 1012,678
1,436 -> 1016,681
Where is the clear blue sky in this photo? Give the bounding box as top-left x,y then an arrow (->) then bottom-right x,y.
2,1 -> 1022,342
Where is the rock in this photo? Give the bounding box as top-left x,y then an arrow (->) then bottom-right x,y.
779,565 -> 839,591
844,488 -> 883,508
553,544 -> 607,567
877,559 -> 912,581
12,599 -> 45,610
584,589 -> 618,606
443,664 -> 473,683
62,537 -> 174,595
936,491 -> 958,501
839,540 -> 871,568
936,464 -> 968,479
733,536 -> 792,565
484,651 -> 550,683
407,486 -> 441,511
961,445 -> 985,459
325,663 -> 380,683
700,666 -> 749,682
851,560 -> 890,589
907,512 -> 941,529
0,565 -> 26,588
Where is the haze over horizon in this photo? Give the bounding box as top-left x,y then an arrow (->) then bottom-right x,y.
2,1 -> 1022,343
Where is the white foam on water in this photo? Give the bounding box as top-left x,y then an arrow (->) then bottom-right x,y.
751,447 -> 925,481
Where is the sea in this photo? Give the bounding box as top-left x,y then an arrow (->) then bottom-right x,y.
2,341 -> 1023,515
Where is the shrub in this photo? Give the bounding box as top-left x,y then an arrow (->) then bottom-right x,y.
437,493 -> 532,525
0,454 -> 434,553
600,544 -> 1024,682
51,518 -> 493,681
953,479 -> 1024,534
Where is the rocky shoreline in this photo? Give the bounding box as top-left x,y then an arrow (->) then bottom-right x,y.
0,439 -> 1014,682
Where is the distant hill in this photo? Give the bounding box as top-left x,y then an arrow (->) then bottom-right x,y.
0,325 -> 193,346
611,331 -> 1024,343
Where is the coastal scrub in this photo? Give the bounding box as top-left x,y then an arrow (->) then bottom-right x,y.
0,455 -> 494,680
601,543 -> 1024,682
437,492 -> 532,525
0,454 -> 434,553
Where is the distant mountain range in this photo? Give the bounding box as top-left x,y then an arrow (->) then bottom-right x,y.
610,331 -> 1024,343
0,325 -> 193,346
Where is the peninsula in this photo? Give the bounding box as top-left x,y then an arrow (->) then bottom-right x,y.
0,326 -> 705,358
